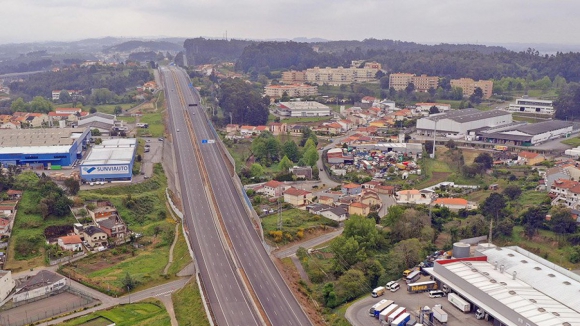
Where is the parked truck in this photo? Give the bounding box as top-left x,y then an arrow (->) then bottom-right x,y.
407,281 -> 438,293
372,286 -> 386,298
405,270 -> 421,284
431,305 -> 448,323
392,312 -> 411,326
448,293 -> 471,312
379,304 -> 399,323
373,300 -> 395,318
387,306 -> 407,324
369,299 -> 388,316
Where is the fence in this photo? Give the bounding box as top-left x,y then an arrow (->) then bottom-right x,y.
49,251 -> 85,266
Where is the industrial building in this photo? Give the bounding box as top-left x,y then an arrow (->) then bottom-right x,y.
478,120 -> 573,146
277,101 -> 332,117
416,108 -> 513,136
0,128 -> 91,168
507,98 -> 554,115
352,143 -> 423,155
79,138 -> 137,182
426,245 -> 580,326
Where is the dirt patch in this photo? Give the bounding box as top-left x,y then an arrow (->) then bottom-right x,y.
268,226 -> 335,250
430,172 -> 452,184
273,258 -> 326,326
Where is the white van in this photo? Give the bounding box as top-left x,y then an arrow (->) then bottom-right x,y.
386,281 -> 397,290
429,290 -> 446,298
390,283 -> 400,292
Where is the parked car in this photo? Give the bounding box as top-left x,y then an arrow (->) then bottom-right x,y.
429,290 -> 446,298
158,137 -> 164,141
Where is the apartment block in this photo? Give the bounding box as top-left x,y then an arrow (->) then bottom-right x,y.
389,73 -> 439,92
450,78 -> 494,99
281,71 -> 306,84
264,84 -> 318,98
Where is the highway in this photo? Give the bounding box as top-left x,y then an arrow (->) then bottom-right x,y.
163,66 -> 312,326
160,67 -> 261,326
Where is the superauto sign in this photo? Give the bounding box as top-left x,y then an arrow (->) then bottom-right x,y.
81,165 -> 130,175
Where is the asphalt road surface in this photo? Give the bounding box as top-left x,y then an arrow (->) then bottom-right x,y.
160,67 -> 261,326
164,66 -> 311,326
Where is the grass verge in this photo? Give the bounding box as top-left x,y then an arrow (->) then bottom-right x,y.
261,209 -> 338,245
172,278 -> 210,326
59,300 -> 171,326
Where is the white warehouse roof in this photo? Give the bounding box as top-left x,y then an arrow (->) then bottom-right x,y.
82,138 -> 137,165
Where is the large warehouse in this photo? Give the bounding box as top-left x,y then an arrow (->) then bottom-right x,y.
0,128 -> 91,168
479,120 -> 573,146
80,138 -> 137,182
416,108 -> 513,136
426,245 -> 580,326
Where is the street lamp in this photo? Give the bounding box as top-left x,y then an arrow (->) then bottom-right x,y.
127,286 -> 131,304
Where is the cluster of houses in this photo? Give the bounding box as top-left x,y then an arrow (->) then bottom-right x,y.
225,122 -> 306,139
55,201 -> 128,252
0,109 -> 90,129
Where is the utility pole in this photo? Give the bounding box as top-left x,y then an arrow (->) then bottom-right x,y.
431,119 -> 438,159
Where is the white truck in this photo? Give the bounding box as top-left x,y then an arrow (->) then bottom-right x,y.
432,305 -> 448,323
387,306 -> 407,324
378,304 -> 399,323
369,299 -> 388,316
371,300 -> 395,318
448,293 -> 471,312
372,286 -> 386,298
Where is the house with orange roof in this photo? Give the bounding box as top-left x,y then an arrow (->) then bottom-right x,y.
57,235 -> 83,251
361,96 -> 376,104
254,126 -> 268,134
348,202 -> 370,216
0,121 -> 20,129
376,185 -> 395,195
6,189 -> 23,200
550,178 -> 580,209
432,197 -> 478,210
0,217 -> 10,235
226,124 -> 239,133
361,191 -> 381,206
258,180 -> 289,197
393,109 -> 413,121
319,196 -> 334,206
283,187 -> 313,207
337,120 -> 353,132
143,81 -> 157,92
342,183 -> 362,196
362,181 -> 382,189
240,125 -> 256,135
518,151 -> 544,165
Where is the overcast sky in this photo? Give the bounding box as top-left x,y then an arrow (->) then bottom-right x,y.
0,0 -> 578,45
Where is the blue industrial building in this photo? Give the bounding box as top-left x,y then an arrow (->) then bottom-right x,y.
0,128 -> 91,168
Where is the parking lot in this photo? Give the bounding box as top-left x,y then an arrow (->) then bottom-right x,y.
345,277 -> 491,326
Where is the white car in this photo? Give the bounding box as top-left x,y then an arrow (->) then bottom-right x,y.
89,182 -> 94,186
177,129 -> 180,132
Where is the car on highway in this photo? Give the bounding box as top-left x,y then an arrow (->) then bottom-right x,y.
177,129 -> 180,132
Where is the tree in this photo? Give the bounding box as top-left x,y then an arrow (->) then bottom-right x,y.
555,83 -> 580,120
503,185 -> 522,200
480,193 -> 507,221
474,152 -> 493,170
14,171 -> 39,189
424,141 -> 434,155
469,87 -> 484,104
549,206 -> 577,236
367,211 -> 380,224
335,269 -> 368,302
278,155 -> 294,172
114,106 -> 123,115
122,272 -> 137,291
302,146 -> 319,167
10,97 -> 28,112
63,177 -> 80,195
280,91 -> 290,102
59,90 -> 72,103
522,206 -> 546,239
494,218 -> 514,238
330,236 -> 364,272
282,140 -> 300,162
429,105 -> 440,114
89,107 -> 97,114
249,163 -> 264,179
379,76 -> 390,89
445,139 -> 456,149
389,208 -> 430,242
391,238 -> 423,270
405,82 -> 415,94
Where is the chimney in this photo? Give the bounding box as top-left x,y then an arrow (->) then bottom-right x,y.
500,265 -> 505,274
512,271 -> 517,280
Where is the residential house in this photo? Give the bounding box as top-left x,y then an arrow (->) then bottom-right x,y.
544,167 -> 570,189
563,164 -> 580,181
393,109 -> 413,121
361,191 -> 381,207
21,113 -> 49,128
268,122 -> 287,135
0,218 -> 10,235
82,226 -> 108,248
283,187 -> 313,207
341,183 -> 362,196
254,126 -> 268,134
349,202 -> 370,216
57,235 -> 83,251
97,215 -> 128,244
321,206 -> 349,222
518,151 -> 544,165
0,270 -> 15,302
362,181 -> 382,190
6,189 -> 22,200
376,185 -> 395,195
86,201 -> 118,222
289,124 -> 308,135
143,81 -> 157,92
13,270 -> 67,303
395,189 -> 433,204
361,96 -> 376,104
259,180 -> 287,197
289,166 -> 312,180
240,125 -> 256,136
0,202 -> 17,216
432,198 -> 478,210
226,124 -> 239,133
550,179 -> 580,209
319,196 -> 334,206
337,120 -> 353,132
307,203 -> 332,215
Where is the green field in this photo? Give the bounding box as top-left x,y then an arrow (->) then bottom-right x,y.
562,137 -> 580,147
60,300 -> 170,326
138,112 -> 165,137
261,209 -> 338,244
172,279 -> 210,326
5,191 -> 76,271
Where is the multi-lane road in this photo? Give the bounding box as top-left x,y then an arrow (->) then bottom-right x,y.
161,67 -> 261,326
161,66 -> 311,326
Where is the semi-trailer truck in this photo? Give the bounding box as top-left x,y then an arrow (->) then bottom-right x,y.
405,270 -> 421,283
392,312 -> 411,326
387,306 -> 407,324
373,300 -> 395,318
372,286 -> 386,297
448,293 -> 471,312
369,299 -> 388,316
407,281 -> 438,293
379,304 -> 399,323
431,305 -> 448,323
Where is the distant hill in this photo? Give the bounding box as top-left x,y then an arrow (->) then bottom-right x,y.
103,40 -> 183,53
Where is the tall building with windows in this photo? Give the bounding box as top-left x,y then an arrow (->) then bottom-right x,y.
264,84 -> 318,98
281,71 -> 306,84
389,73 -> 439,92
450,78 -> 494,99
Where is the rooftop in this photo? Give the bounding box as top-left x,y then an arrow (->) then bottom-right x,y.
16,270 -> 64,294
59,235 -> 82,244
433,198 -> 468,206
425,108 -> 511,124
0,128 -> 87,149
81,138 -> 137,165
284,187 -> 311,196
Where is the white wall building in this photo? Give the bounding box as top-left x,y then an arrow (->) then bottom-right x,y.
507,98 -> 554,115
0,270 -> 15,302
277,101 -> 332,117
416,108 -> 513,136
13,270 -> 67,303
264,84 -> 318,98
